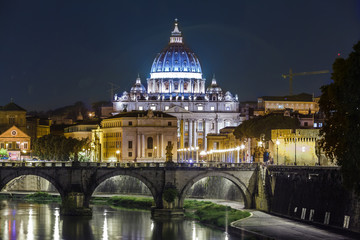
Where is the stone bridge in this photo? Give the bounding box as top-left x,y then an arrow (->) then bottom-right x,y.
0,161 -> 261,219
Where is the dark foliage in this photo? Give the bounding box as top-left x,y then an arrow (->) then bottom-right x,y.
319,41 -> 360,192
233,114 -> 300,140
32,134 -> 88,161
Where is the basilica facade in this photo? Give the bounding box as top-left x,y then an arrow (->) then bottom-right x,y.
113,20 -> 240,151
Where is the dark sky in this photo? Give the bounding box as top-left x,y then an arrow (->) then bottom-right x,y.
1,0 -> 359,111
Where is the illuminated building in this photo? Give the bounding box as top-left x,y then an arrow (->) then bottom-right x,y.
64,120 -> 100,140
113,20 -> 240,151
271,129 -> 331,166
0,126 -> 30,160
0,102 -> 27,133
92,110 -> 177,162
257,93 -> 319,115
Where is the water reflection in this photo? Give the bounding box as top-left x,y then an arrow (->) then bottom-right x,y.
0,200 -> 254,240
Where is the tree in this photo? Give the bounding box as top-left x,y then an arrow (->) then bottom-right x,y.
233,114 -> 300,141
33,134 -> 89,161
319,41 -> 360,192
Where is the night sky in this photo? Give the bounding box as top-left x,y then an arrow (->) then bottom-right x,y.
1,0 -> 359,111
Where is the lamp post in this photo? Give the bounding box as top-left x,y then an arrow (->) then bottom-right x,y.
199,150 -> 206,162
116,150 -> 120,162
294,135 -> 297,166
195,146 -> 199,163
240,144 -> 245,163
276,140 -> 280,165
236,146 -> 240,163
153,146 -> 157,160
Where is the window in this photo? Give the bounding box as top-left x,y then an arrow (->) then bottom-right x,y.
184,106 -> 189,110
226,106 -> 230,111
128,152 -> 132,157
129,121 -> 132,126
198,122 -> 203,131
148,153 -> 152,157
16,142 -> 20,149
9,116 -> 15,124
211,123 -> 215,130
319,123 -> 323,127
150,106 -> 156,111
7,143 -> 12,149
210,106 -> 215,111
185,122 -> 188,131
139,106 -> 143,110
168,122 -> 172,126
165,106 -> 169,111
314,123 -> 318,128
128,141 -> 133,149
147,137 -> 153,149
197,106 -> 203,111
0,143 -> 4,148
168,141 -> 172,146
304,122 -> 308,126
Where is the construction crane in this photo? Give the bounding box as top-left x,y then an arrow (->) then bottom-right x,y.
282,68 -> 329,95
108,82 -> 121,100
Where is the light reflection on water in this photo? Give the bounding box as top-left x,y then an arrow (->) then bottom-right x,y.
0,200 -> 253,240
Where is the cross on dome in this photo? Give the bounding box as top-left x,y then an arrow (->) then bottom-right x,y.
170,18 -> 182,43
211,74 -> 217,85
136,73 -> 141,84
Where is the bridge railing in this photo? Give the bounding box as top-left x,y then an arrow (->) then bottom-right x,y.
0,161 -> 259,169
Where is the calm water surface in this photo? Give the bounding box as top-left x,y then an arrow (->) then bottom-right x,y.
0,200 -> 256,240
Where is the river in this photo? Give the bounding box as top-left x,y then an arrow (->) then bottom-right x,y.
0,200 -> 257,240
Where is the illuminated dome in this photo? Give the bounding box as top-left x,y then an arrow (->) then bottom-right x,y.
130,75 -> 146,94
150,20 -> 202,80
206,75 -> 223,94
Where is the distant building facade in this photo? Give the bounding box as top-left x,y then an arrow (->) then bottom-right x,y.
0,102 -> 27,133
92,110 -> 177,162
271,129 -> 330,166
64,120 -> 100,140
112,21 -> 240,151
257,93 -> 319,115
0,126 -> 30,160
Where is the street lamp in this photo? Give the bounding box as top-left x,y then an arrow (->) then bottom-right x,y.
199,151 -> 206,162
116,150 -> 120,162
276,140 -> 280,165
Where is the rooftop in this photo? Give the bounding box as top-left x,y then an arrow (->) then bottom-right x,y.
260,93 -> 313,102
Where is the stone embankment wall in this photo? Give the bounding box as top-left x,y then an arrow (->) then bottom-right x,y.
267,166 -> 360,233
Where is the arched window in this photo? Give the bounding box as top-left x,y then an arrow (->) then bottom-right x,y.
147,137 -> 153,149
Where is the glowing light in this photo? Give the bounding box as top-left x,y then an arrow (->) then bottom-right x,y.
150,72 -> 202,79
53,209 -> 60,240
276,140 -> 280,145
240,144 -> 245,150
199,151 -> 207,156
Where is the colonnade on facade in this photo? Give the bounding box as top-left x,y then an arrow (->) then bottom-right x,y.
136,133 -> 165,159
147,79 -> 206,94
179,117 -> 223,151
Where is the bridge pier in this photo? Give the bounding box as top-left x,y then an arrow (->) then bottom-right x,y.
60,192 -> 92,216
151,184 -> 185,220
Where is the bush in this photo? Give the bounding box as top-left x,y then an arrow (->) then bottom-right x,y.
107,196 -> 154,209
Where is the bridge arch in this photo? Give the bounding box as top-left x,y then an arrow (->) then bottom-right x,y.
179,172 -> 253,208
0,170 -> 65,198
85,170 -> 161,208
